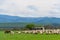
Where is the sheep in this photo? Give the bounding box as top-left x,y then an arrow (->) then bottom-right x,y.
16,31 -> 21,34
27,31 -> 32,34
32,30 -> 38,34
45,30 -> 51,34
22,31 -> 28,34
39,31 -> 43,34
10,31 -> 14,34
56,29 -> 60,34
4,30 -> 14,34
18,31 -> 21,34
52,30 -> 58,34
23,30 -> 32,34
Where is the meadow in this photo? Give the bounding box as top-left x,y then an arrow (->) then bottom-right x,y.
0,31 -> 60,40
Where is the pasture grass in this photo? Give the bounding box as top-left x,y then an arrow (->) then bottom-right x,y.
0,31 -> 60,40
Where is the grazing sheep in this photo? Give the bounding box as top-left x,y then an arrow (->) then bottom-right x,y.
4,30 -> 14,34
21,31 -> 24,33
27,31 -> 31,34
58,31 -> 60,34
32,30 -> 35,33
16,31 -> 21,34
18,31 -> 21,34
10,31 -> 14,34
48,30 -> 53,34
23,31 -> 28,33
45,30 -> 50,34
53,30 -> 58,34
39,31 -> 43,34
57,29 -> 60,34
32,30 -> 38,34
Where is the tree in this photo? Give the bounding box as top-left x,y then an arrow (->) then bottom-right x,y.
25,24 -> 35,30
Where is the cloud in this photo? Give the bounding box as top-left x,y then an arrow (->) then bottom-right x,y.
27,5 -> 38,11
0,0 -> 5,5
49,0 -> 60,18
0,0 -> 60,17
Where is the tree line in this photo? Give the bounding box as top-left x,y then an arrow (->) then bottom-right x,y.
0,23 -> 60,30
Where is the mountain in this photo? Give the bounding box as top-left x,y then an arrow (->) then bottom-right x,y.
0,15 -> 38,23
35,17 -> 60,24
0,15 -> 60,24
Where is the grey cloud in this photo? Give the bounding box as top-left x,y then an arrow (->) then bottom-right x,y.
27,5 -> 38,11
0,0 -> 5,5
0,0 -> 60,17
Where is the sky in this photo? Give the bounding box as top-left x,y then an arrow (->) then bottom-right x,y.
0,0 -> 60,17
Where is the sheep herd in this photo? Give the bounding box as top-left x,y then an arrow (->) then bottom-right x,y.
4,29 -> 60,34
4,30 -> 44,34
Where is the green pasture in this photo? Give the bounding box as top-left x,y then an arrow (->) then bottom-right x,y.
0,31 -> 60,40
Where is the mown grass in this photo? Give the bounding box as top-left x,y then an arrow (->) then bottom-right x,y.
0,31 -> 60,40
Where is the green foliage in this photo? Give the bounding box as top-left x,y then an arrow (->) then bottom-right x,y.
25,24 -> 35,29
0,23 -> 29,27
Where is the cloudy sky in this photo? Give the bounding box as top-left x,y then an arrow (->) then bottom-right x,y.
0,0 -> 60,17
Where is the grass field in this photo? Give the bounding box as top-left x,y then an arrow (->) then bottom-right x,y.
0,31 -> 60,40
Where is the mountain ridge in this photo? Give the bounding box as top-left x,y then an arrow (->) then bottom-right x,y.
0,15 -> 60,24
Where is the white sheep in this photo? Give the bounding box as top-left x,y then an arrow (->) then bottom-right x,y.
10,31 -> 14,34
